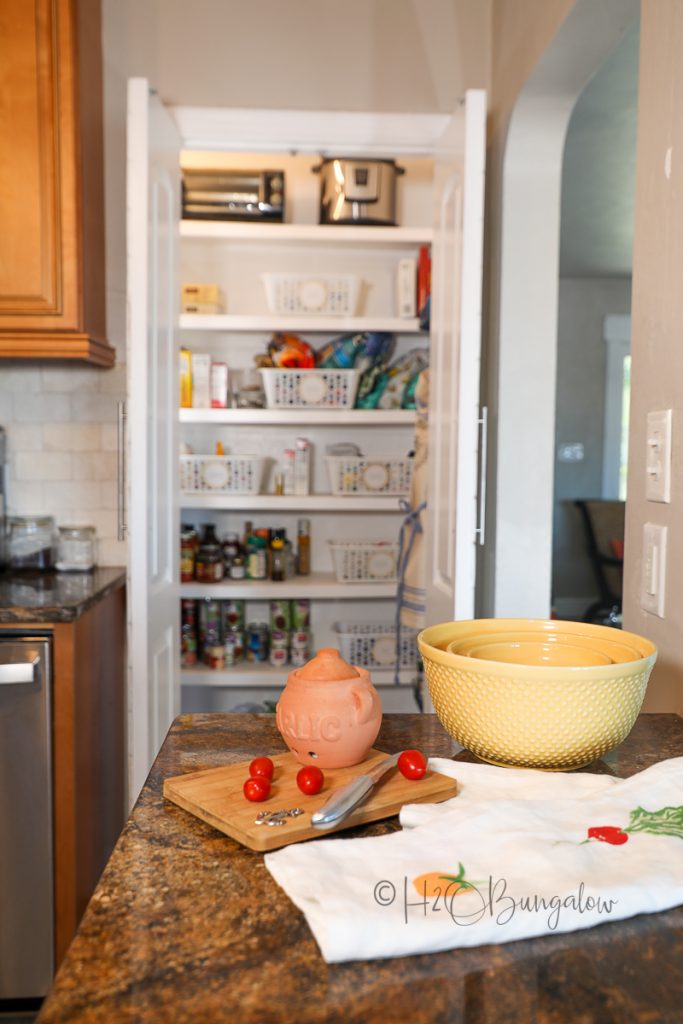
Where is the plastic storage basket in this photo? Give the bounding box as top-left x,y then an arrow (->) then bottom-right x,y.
325,455 -> 413,495
180,454 -> 263,495
261,273 -> 361,316
260,368 -> 360,409
334,622 -> 419,669
329,540 -> 399,583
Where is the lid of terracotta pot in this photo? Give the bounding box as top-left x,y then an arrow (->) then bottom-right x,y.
297,647 -> 360,681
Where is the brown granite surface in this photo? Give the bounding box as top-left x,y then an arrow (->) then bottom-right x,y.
0,567 -> 125,622
38,713 -> 683,1024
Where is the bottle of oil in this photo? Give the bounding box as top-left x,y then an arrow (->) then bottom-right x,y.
297,518 -> 311,576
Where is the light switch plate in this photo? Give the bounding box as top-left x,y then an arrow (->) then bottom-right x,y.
645,409 -> 672,502
641,522 -> 667,617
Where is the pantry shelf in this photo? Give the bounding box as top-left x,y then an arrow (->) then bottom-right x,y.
180,573 -> 397,600
180,493 -> 406,512
179,408 -> 416,426
180,665 -> 417,688
179,313 -> 425,333
180,221 -> 433,246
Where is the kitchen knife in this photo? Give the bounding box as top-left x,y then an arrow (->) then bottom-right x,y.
311,752 -> 401,830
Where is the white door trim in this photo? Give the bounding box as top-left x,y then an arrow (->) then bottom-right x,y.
602,313 -> 631,498
489,0 -> 639,618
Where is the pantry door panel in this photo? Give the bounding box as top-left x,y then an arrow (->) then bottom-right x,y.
425,89 -> 486,625
127,78 -> 181,805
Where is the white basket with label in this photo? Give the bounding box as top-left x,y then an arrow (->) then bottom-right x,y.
325,455 -> 413,495
329,540 -> 399,583
261,273 -> 361,316
334,622 -> 419,669
180,454 -> 263,495
259,368 -> 360,409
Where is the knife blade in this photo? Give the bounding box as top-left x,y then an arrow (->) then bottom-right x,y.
311,752 -> 401,830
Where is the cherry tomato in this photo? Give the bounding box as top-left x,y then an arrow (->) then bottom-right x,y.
296,765 -> 324,795
398,749 -> 427,780
249,756 -> 274,780
243,776 -> 271,802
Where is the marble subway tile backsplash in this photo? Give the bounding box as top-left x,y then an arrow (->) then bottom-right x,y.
1,364 -> 126,567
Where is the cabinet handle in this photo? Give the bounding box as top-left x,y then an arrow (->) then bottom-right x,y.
476,405 -> 488,546
0,661 -> 36,685
117,401 -> 127,541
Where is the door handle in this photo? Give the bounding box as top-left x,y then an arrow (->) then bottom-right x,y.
476,405 -> 488,546
117,400 -> 127,541
0,660 -> 37,685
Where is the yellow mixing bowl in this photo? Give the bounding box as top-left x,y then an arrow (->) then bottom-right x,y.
418,618 -> 657,770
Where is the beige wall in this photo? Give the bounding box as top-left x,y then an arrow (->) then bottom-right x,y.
489,0 -> 574,134
103,0 -> 490,113
625,0 -> 683,714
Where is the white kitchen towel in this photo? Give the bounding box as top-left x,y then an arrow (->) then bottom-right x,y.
265,757 -> 683,963
399,758 -> 619,828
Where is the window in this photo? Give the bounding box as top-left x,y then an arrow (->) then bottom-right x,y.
602,315 -> 631,500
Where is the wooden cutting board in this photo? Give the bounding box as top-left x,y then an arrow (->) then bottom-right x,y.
163,749 -> 459,852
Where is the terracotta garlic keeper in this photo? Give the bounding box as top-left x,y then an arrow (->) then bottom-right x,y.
275,647 -> 383,769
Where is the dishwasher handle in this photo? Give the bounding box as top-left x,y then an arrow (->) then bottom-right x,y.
0,660 -> 38,685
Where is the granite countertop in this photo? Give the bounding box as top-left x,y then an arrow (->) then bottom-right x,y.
0,566 -> 125,623
37,713 -> 683,1023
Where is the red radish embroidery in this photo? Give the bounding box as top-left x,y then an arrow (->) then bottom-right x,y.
586,826 -> 629,845
582,805 -> 683,846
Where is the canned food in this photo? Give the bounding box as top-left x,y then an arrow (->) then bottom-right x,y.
269,599 -> 291,631
290,629 -> 311,649
181,633 -> 197,667
221,599 -> 245,633
247,622 -> 269,662
199,599 -> 221,651
269,645 -> 288,668
205,643 -> 225,670
224,630 -> 244,666
290,645 -> 310,668
290,599 -> 311,630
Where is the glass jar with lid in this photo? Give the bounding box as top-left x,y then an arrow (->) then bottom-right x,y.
8,515 -> 58,571
56,525 -> 96,572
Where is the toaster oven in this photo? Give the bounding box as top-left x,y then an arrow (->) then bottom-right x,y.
182,169 -> 285,222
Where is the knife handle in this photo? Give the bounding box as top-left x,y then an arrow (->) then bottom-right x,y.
311,775 -> 374,830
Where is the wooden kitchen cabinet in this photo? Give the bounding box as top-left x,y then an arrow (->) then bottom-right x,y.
0,0 -> 115,365
0,572 -> 126,967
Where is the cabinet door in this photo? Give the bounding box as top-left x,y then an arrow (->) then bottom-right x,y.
127,79 -> 181,803
0,0 -> 113,365
425,90 -> 486,624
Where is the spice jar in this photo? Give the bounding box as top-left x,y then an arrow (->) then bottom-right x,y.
8,515 -> 58,571
180,524 -> 198,582
56,525 -> 96,572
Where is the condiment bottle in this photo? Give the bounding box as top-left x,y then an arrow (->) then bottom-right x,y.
222,531 -> 241,575
196,524 -> 224,582
270,536 -> 286,582
180,524 -> 198,582
297,518 -> 311,575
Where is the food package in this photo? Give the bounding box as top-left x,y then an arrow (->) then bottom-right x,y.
376,348 -> 430,409
268,333 -> 316,368
179,348 -> 192,408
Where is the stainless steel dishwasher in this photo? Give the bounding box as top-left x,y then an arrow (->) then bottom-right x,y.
0,635 -> 54,998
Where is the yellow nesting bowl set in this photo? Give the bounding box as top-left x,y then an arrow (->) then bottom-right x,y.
417,619 -> 657,770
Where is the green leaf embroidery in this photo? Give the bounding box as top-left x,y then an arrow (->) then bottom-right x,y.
626,805 -> 683,839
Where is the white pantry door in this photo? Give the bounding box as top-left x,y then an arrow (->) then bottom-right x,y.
425,89 -> 486,625
126,79 -> 181,804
